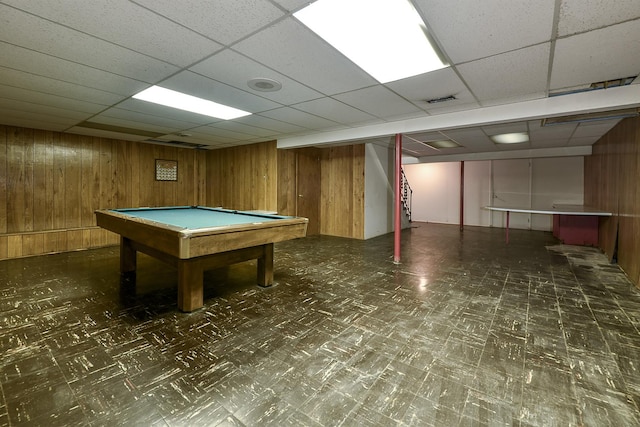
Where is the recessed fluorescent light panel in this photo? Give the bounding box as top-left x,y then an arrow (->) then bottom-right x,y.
490,132 -> 529,144
133,86 -> 251,120
425,139 -> 460,149
295,0 -> 447,83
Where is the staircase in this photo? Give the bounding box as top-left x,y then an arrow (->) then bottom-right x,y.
401,168 -> 412,222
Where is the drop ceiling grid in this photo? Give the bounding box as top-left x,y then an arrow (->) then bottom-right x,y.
550,20 -> 640,90
413,0 -> 556,63
0,67 -> 126,106
385,68 -> 477,111
0,42 -> 149,96
257,107 -> 345,131
158,71 -> 282,113
189,50 -> 324,105
292,97 -> 379,125
232,18 -> 377,96
333,86 -> 424,120
0,85 -> 108,115
557,0 -> 640,36
1,0 -> 223,67
234,114 -> 308,135
131,0 -> 287,46
457,44 -> 551,103
0,4 -> 178,82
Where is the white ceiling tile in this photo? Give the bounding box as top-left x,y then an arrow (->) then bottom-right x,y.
458,44 -> 550,103
333,86 -> 423,120
96,107 -> 206,131
115,99 -> 220,126
0,85 -> 107,114
233,115 -> 308,134
551,21 -> 640,90
558,0 -> 640,37
528,120 -> 577,140
85,114 -> 185,136
293,98 -> 377,125
2,0 -> 222,67
572,119 -> 622,137
0,4 -> 177,81
567,136 -> 599,146
65,126 -> 150,141
205,121 -> 278,139
413,0 -> 555,63
271,0 -> 313,12
258,107 -> 341,130
0,66 -> 125,105
192,125 -> 257,140
438,128 -> 493,150
529,138 -> 569,149
0,97 -> 91,122
386,68 -> 477,112
183,127 -> 245,143
233,18 -> 377,95
161,71 -> 281,113
0,108 -> 74,131
482,122 -> 527,135
405,131 -> 447,142
190,49 -> 323,105
0,42 -> 148,95
132,0 -> 286,45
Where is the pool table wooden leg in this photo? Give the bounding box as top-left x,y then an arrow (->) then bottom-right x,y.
178,259 -> 204,312
120,237 -> 137,275
257,243 -> 274,287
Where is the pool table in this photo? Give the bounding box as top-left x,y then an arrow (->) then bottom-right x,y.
95,206 -> 308,311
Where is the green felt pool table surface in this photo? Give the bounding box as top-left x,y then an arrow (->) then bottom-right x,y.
113,206 -> 290,229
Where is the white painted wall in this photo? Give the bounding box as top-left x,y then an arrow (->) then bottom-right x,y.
403,157 -> 584,231
462,160 -> 492,226
402,162 -> 462,224
364,143 -> 393,239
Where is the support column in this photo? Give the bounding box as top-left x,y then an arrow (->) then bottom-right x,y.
460,161 -> 465,232
394,133 -> 402,264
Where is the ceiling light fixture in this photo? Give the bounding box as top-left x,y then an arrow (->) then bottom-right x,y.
490,132 -> 529,144
132,86 -> 251,120
425,139 -> 460,148
247,78 -> 283,92
294,0 -> 448,83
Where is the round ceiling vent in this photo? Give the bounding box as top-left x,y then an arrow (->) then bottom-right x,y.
247,78 -> 282,92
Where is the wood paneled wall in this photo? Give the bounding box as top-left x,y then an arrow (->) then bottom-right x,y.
320,145 -> 365,239
584,116 -> 640,287
277,149 -> 297,216
206,141 -> 277,212
0,125 -> 277,260
277,145 -> 366,239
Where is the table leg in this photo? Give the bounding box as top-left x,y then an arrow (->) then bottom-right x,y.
257,243 -> 274,287
120,237 -> 137,275
178,259 -> 203,312
506,211 -> 510,244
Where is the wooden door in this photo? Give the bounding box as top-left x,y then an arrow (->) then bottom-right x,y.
296,148 -> 321,235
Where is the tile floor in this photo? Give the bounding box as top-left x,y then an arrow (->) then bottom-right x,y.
1,223 -> 640,426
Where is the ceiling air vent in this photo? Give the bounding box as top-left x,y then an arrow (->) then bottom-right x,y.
426,95 -> 457,104
541,108 -> 640,127
549,76 -> 636,97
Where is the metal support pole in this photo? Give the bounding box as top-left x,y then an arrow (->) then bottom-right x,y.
460,161 -> 464,232
394,134 -> 402,264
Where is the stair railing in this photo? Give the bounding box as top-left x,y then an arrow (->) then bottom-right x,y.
400,168 -> 412,222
